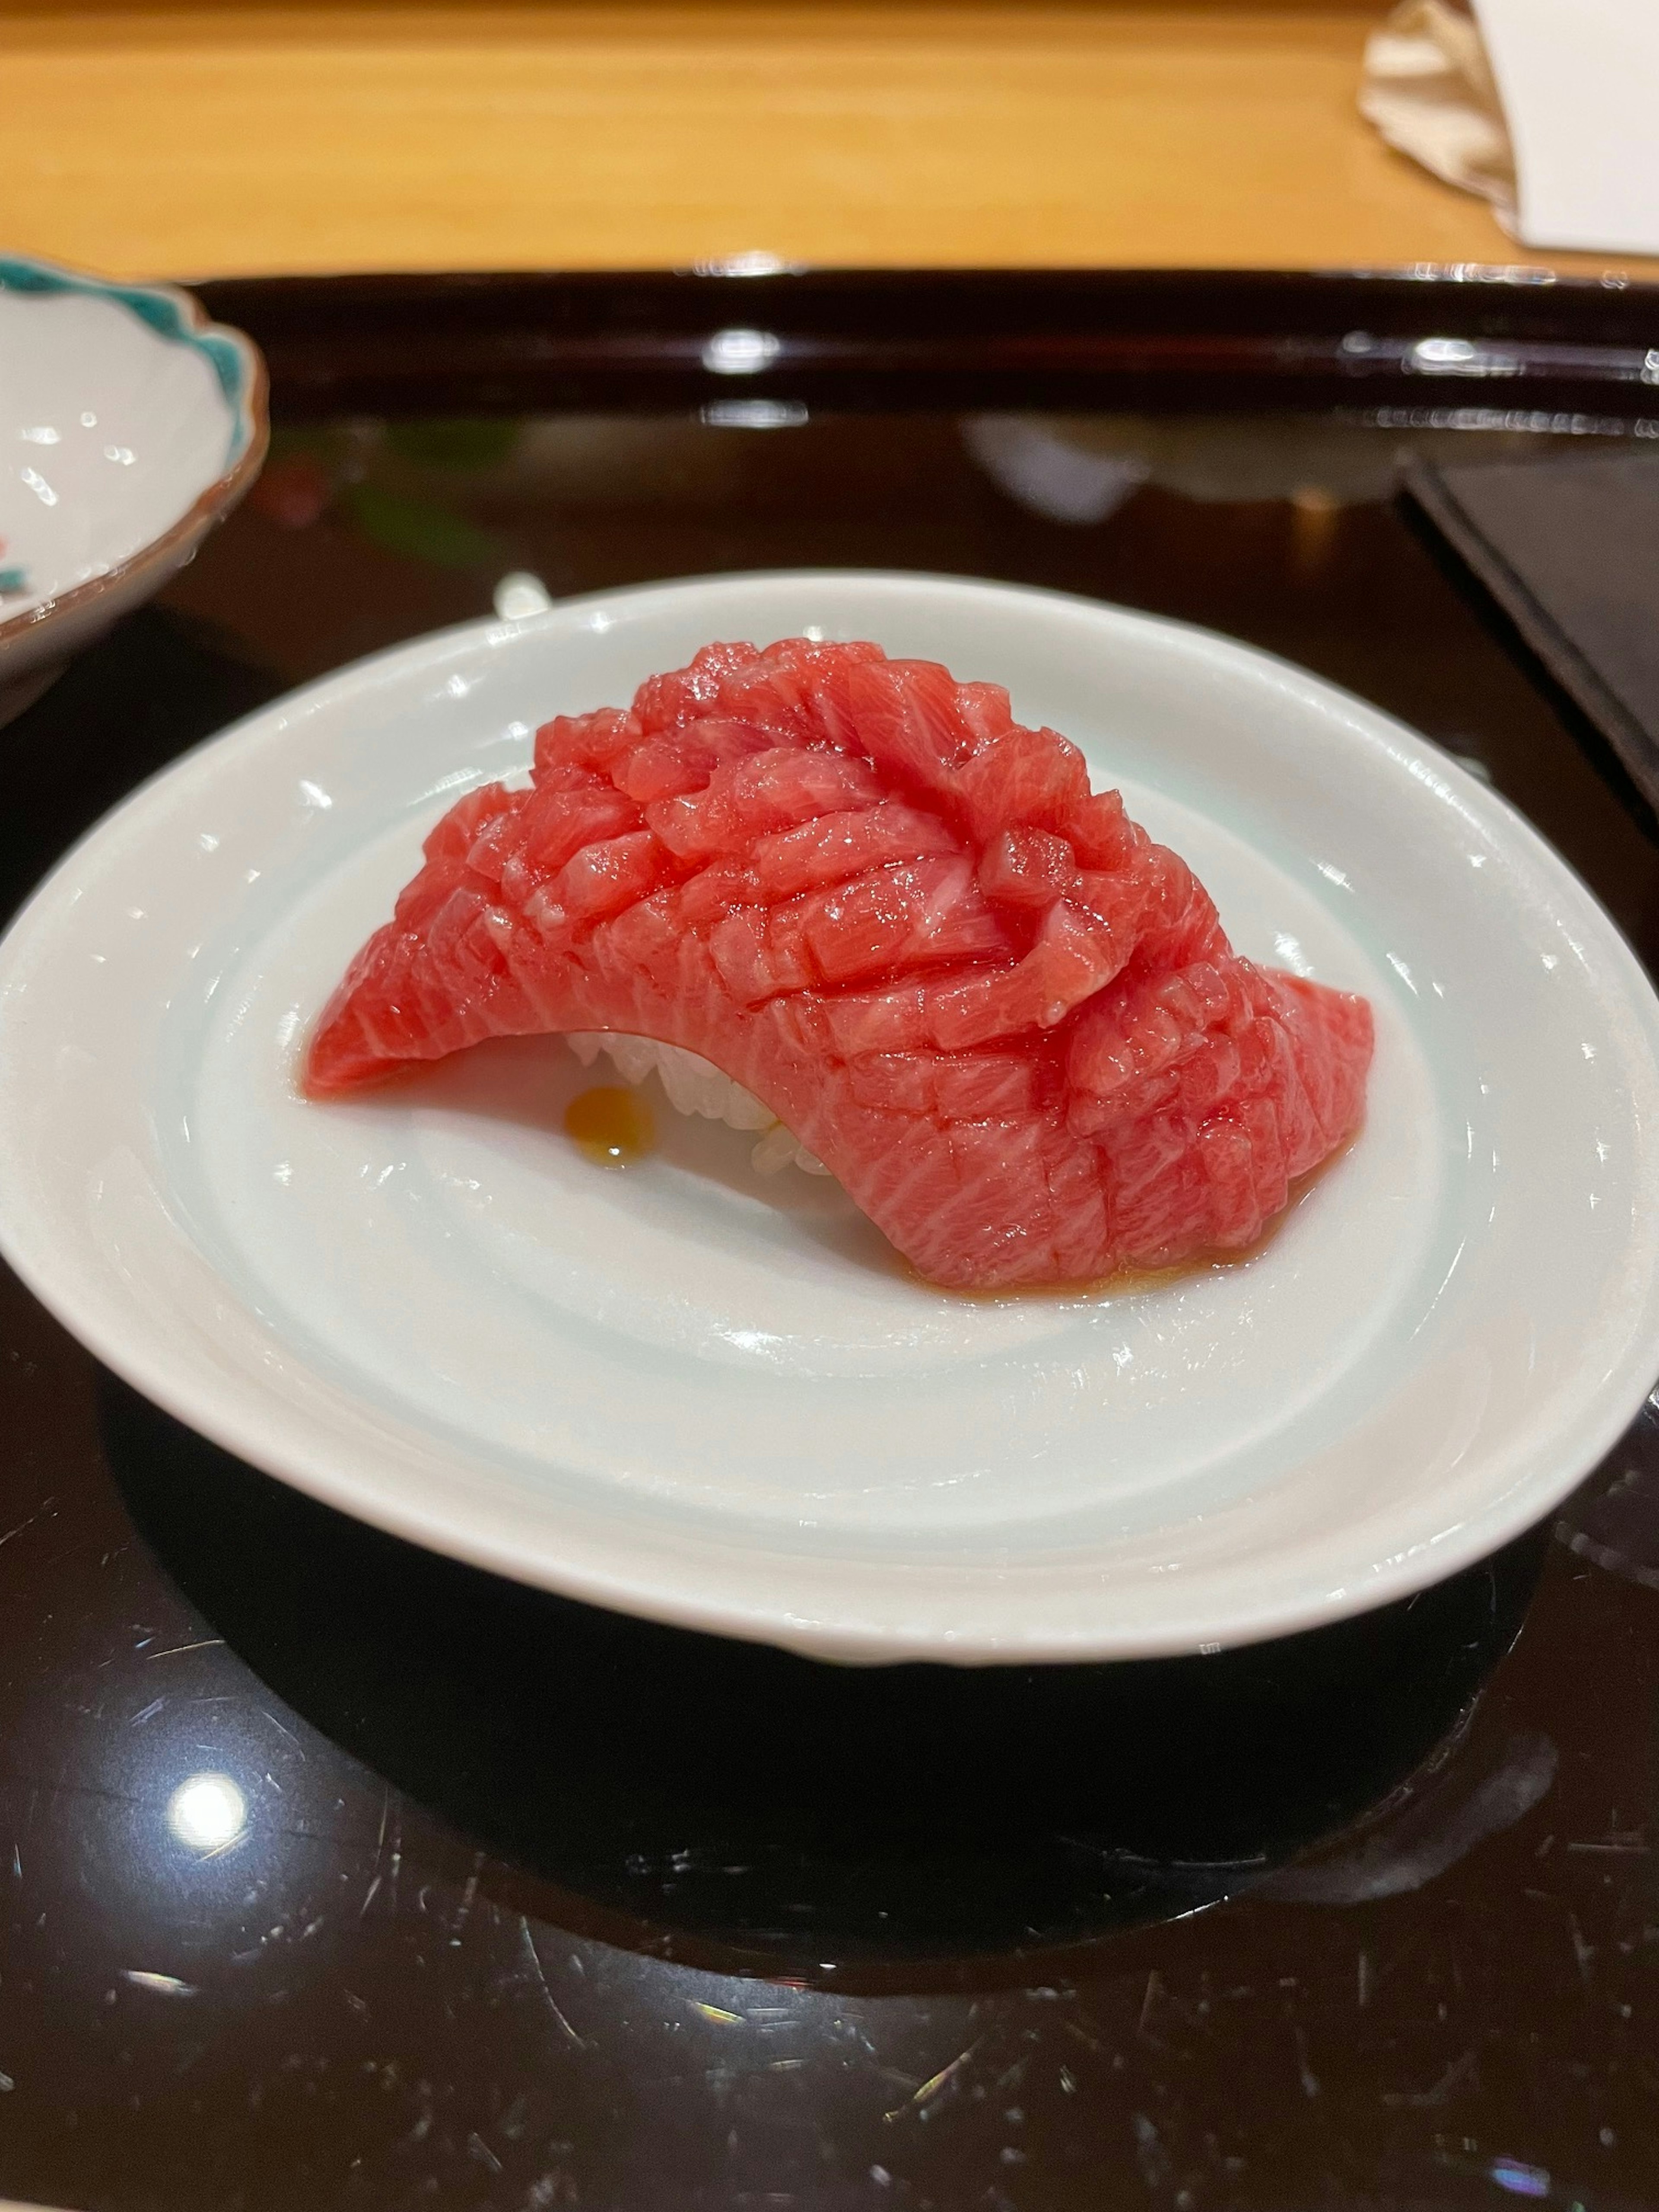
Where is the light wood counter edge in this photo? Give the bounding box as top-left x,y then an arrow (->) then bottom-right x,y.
2,7 -> 1654,285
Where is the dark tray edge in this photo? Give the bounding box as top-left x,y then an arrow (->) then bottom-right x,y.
193,265 -> 1659,422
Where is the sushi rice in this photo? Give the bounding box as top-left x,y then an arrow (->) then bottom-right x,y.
564,1033 -> 830,1176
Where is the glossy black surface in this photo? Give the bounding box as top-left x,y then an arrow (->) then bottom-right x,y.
198,267 -> 1659,421
3,300 -> 1659,2209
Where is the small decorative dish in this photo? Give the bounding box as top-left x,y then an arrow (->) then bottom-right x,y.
0,253 -> 267,724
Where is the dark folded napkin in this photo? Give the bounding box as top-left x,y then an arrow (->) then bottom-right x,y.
1402,448 -> 1659,809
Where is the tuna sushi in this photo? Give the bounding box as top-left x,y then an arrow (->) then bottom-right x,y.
305,637 -> 1373,1289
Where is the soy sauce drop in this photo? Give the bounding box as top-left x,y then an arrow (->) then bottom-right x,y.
564,1084 -> 655,1167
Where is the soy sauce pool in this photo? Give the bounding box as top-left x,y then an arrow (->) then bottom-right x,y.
563,1084 -> 656,1166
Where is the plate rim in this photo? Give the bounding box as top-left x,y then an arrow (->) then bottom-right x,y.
3,565 -> 1659,1664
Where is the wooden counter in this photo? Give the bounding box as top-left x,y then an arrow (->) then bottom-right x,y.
3,4 -> 1654,283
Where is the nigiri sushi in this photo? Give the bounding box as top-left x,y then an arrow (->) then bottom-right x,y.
305,637 -> 1373,1289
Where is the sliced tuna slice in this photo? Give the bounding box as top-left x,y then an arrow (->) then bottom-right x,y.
306,638 -> 1373,1288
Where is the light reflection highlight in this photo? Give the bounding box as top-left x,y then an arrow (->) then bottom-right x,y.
167,1771 -> 247,1851
702,327 -> 783,375
701,399 -> 808,430
1488,2158 -> 1550,2199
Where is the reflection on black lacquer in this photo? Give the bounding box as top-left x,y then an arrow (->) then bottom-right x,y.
102,1375 -> 1547,1976
0,606 -> 280,928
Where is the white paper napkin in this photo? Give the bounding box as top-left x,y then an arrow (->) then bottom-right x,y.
1361,0 -> 1659,256
1474,0 -> 1659,254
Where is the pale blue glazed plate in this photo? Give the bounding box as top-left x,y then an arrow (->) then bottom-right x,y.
2,572 -> 1657,1662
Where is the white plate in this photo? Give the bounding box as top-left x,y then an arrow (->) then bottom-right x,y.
3,571 -> 1658,1663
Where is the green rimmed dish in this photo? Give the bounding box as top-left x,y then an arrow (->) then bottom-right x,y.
0,253 -> 268,723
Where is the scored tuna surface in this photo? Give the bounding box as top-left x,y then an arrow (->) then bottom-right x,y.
305,638 -> 1373,1288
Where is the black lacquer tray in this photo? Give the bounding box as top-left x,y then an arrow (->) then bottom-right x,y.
3,267 -> 1659,2212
